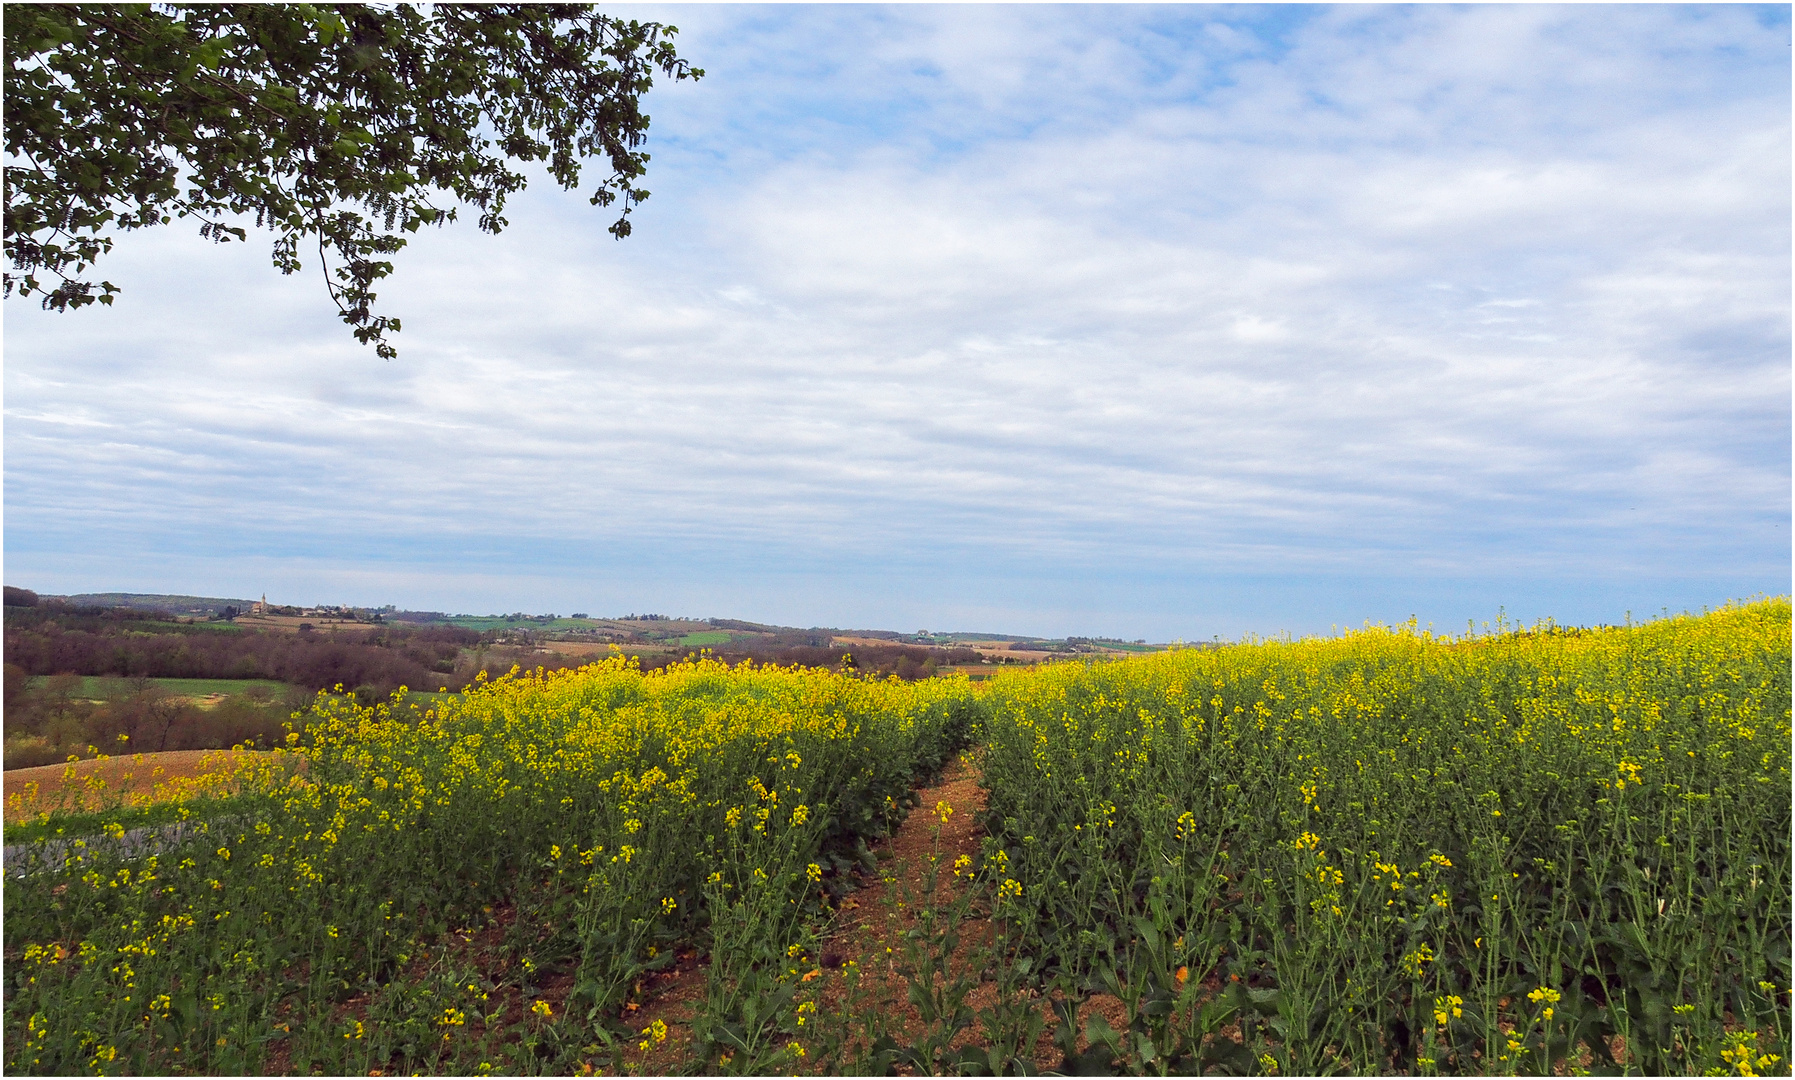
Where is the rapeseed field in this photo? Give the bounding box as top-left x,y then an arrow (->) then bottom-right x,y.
4,655 -> 978,1074
980,598 -> 1790,1074
4,600 -> 1788,1075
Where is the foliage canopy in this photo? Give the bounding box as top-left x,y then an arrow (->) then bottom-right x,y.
3,3 -> 701,356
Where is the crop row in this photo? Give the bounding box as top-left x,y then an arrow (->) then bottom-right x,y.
4,656 -> 979,1074
978,599 -> 1791,1074
4,601 -> 1788,1075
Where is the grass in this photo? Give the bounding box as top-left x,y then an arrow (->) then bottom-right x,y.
135,619 -> 245,634
678,630 -> 736,647
1092,640 -> 1159,653
23,676 -> 291,702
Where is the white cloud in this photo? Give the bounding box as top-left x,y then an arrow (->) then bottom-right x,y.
5,4 -> 1787,636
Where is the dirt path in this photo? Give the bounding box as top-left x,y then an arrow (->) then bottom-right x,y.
617,754 -> 1115,1075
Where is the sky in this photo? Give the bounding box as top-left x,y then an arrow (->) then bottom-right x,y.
4,4 -> 1790,640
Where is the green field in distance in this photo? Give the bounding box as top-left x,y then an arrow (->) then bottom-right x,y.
28,676 -> 292,700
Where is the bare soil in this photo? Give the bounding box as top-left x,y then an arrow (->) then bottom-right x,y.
191,755 -> 1148,1075
612,756 -> 1129,1075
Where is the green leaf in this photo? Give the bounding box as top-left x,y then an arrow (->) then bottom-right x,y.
3,4 -> 701,358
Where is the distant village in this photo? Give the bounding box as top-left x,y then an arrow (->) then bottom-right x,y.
234,595 -> 396,622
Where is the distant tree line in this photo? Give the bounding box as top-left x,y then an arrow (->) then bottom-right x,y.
705,618 -> 777,633
0,598 -> 1000,770
2,673 -> 305,768
4,603 -> 483,697
660,641 -> 984,681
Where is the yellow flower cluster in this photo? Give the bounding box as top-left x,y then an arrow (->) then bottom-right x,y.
978,597 -> 1789,1075
6,653 -> 981,1075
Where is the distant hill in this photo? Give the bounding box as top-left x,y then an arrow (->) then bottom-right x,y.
9,590 -> 1163,649
47,593 -> 256,617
